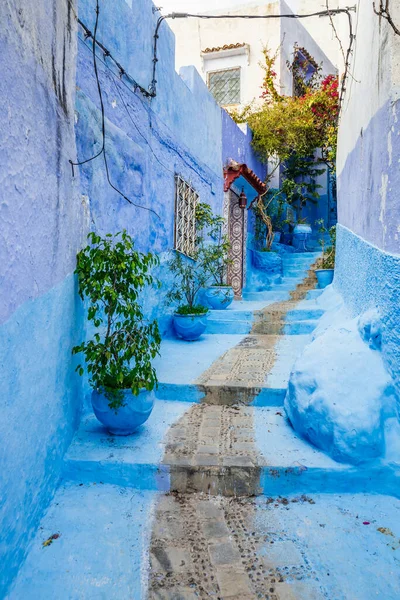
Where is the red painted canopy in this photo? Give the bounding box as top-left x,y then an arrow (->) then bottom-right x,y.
223,161 -> 266,194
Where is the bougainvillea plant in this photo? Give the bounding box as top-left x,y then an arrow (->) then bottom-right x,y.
231,47 -> 339,248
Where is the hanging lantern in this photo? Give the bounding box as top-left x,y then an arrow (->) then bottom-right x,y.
239,187 -> 247,209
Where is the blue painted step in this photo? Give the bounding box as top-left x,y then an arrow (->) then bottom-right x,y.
306,289 -> 324,300
285,308 -> 324,321
283,320 -> 318,335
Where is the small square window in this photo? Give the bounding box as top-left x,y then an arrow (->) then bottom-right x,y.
174,175 -> 198,258
207,68 -> 241,106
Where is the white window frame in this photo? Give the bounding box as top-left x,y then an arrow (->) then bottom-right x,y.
174,175 -> 198,259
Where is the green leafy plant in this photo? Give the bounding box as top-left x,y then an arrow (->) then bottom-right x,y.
281,155 -> 325,221
199,210 -> 232,287
166,251 -> 209,314
316,220 -> 336,269
72,231 -> 161,411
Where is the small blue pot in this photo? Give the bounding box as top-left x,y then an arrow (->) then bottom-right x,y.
173,312 -> 208,341
315,269 -> 334,289
92,388 -> 155,435
293,224 -> 312,235
204,286 -> 234,310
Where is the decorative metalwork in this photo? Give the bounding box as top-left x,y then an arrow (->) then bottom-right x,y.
227,190 -> 244,298
207,68 -> 241,106
174,175 -> 198,258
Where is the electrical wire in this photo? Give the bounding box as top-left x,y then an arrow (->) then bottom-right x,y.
151,7 -> 357,111
70,0 -> 160,218
77,17 -> 154,98
78,34 -> 215,193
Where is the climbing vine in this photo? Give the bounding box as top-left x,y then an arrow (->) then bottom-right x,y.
232,48 -> 339,249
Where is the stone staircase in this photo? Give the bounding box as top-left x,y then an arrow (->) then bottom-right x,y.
9,253 -> 400,600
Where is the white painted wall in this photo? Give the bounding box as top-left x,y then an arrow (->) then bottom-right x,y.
337,0 -> 400,253
284,0 -> 347,70
169,0 -> 336,109
170,2 -> 282,109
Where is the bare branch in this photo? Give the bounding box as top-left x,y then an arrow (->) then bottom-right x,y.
373,0 -> 400,36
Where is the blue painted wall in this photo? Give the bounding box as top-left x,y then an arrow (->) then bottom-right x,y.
0,0 -> 273,593
222,110 -> 267,181
0,0 -> 87,595
76,0 -> 224,335
334,7 -> 400,415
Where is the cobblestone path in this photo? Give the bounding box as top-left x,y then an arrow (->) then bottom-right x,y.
148,261 -> 321,599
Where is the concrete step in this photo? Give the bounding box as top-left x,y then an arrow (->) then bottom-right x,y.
7,481 -> 156,600
242,290 -> 290,302
283,268 -> 310,277
207,318 -> 252,335
282,252 -> 320,262
10,483 -> 400,600
206,309 -> 254,334
62,406 -> 398,498
306,288 -> 324,300
252,320 -> 318,335
285,307 -> 324,321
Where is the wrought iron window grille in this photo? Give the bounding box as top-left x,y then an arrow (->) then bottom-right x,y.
174,175 -> 199,258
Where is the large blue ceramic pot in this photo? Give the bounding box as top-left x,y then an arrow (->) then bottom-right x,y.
91,388 -> 155,435
173,312 -> 208,341
293,224 -> 312,252
204,286 -> 234,310
315,269 -> 334,289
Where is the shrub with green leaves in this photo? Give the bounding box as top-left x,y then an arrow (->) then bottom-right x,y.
72,231 -> 161,411
198,207 -> 232,287
166,250 -> 208,314
316,220 -> 336,269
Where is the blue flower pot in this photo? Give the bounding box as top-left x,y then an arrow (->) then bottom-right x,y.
173,312 -> 208,341
91,388 -> 155,435
293,224 -> 312,252
315,269 -> 334,289
204,286 -> 234,310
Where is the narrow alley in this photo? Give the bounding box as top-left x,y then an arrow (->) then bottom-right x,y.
2,0 -> 400,598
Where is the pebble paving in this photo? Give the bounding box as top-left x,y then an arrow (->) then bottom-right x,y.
148,261 -> 325,598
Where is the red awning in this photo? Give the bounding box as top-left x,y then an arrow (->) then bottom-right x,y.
224,161 -> 266,194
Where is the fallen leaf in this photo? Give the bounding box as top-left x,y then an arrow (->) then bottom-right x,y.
377,527 -> 394,537
42,533 -> 61,548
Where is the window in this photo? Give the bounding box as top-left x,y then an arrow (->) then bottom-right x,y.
292,48 -> 318,98
174,175 -> 198,258
207,68 -> 241,106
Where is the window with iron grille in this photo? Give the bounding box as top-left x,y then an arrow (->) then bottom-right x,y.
174,175 -> 198,258
207,68 -> 241,106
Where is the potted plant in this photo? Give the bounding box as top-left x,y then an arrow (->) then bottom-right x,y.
72,231 -> 161,435
166,251 -> 209,341
199,212 -> 234,310
271,195 -> 285,243
315,220 -> 336,288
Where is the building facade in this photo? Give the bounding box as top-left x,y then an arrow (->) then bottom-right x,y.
169,0 -> 337,111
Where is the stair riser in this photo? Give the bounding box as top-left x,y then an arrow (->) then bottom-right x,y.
169,465 -> 262,497
207,321 -> 252,335
155,383 -> 286,406
62,462 -> 400,498
252,322 -> 317,335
